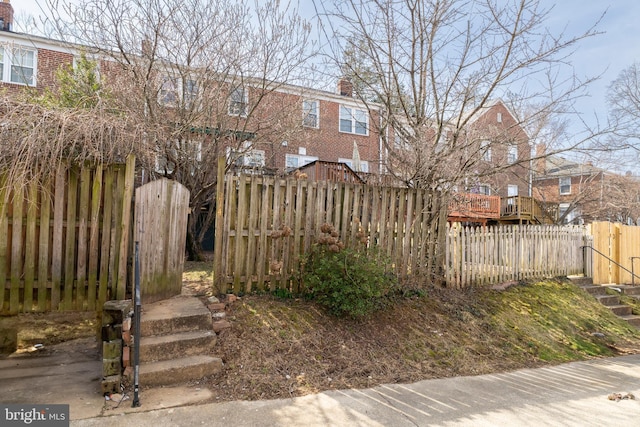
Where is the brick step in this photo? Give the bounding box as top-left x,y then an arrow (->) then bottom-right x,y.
595,295 -> 620,306
139,355 -> 223,387
140,330 -> 217,363
141,296 -> 212,337
620,315 -> 640,329
608,305 -> 633,316
580,285 -> 607,296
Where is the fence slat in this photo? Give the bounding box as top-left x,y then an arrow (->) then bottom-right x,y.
37,179 -> 51,312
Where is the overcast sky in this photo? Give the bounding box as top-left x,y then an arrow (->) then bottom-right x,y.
12,0 -> 640,164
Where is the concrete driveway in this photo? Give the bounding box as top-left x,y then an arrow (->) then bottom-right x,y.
70,354 -> 640,427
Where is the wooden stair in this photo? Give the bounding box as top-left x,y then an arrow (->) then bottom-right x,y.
568,276 -> 640,329
138,295 -> 222,387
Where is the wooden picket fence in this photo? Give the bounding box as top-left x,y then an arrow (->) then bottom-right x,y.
213,173 -> 445,294
0,156 -> 135,314
444,224 -> 589,288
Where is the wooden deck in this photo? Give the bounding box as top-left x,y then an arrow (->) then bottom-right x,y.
499,196 -> 556,224
448,193 -> 501,225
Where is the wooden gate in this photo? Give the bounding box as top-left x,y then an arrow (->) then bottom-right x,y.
590,221 -> 640,285
134,178 -> 190,303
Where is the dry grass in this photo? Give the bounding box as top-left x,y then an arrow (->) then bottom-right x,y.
189,275 -> 640,402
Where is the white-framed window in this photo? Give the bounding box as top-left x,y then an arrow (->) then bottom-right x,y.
286,153 -> 318,170
507,184 -> 518,196
159,77 -> 179,105
559,177 -> 571,195
228,145 -> 265,168
339,105 -> 368,135
471,184 -> 491,195
507,144 -> 518,164
0,47 -> 37,86
228,86 -> 248,116
302,100 -> 319,128
338,157 -> 369,173
558,203 -> 579,224
497,112 -> 502,123
480,140 -> 491,161
158,76 -> 199,107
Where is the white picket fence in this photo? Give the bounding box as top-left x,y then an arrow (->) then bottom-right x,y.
444,224 -> 589,288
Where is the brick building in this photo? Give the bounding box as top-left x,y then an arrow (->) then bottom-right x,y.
462,99 -> 531,198
533,155 -> 640,224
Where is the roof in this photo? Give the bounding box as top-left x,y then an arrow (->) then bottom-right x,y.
538,156 -> 604,178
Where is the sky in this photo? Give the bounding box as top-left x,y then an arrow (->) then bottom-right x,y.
11,0 -> 640,166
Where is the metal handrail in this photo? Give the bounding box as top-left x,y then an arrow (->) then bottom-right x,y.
581,245 -> 640,286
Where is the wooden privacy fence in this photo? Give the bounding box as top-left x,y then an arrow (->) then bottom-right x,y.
134,178 -> 190,304
589,221 -> 640,285
213,173 -> 445,294
444,224 -> 588,288
1,156 -> 135,314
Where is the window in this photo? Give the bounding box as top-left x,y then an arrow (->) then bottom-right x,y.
229,147 -> 265,168
559,177 -> 571,195
228,86 -> 248,116
507,184 -> 518,205
302,100 -> 319,128
497,112 -> 502,123
285,153 -> 318,170
0,47 -> 36,86
183,79 -> 198,108
339,158 -> 369,173
339,106 -> 368,135
471,184 -> 491,195
507,145 -> 518,164
159,76 -> 199,107
480,140 -> 491,161
159,77 -> 179,105
155,140 -> 202,174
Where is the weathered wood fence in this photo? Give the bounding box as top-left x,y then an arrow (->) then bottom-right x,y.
1,157 -> 190,314
215,173 -> 594,293
589,221 -> 640,285
444,224 -> 588,288
213,174 -> 445,294
0,156 -> 135,314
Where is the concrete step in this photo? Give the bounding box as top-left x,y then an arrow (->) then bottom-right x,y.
568,276 -> 593,286
608,305 -> 633,316
139,355 -> 223,387
595,295 -> 620,306
141,296 -> 212,337
605,285 -> 640,296
140,330 -> 217,363
580,285 -> 607,296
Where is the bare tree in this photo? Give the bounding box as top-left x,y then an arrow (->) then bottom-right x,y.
607,62 -> 640,153
43,0 -> 314,259
316,0 -> 602,282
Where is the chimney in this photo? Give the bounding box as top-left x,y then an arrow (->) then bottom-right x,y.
338,77 -> 353,97
0,0 -> 13,31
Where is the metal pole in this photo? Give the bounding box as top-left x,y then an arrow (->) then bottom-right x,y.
132,241 -> 141,407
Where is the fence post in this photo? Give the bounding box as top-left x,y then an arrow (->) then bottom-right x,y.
213,157 -> 226,294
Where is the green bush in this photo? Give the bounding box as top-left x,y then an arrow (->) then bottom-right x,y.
302,245 -> 397,318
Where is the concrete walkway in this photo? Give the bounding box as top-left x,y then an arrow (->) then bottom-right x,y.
72,354 -> 640,427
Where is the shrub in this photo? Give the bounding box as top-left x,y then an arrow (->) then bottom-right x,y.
302,232 -> 397,318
